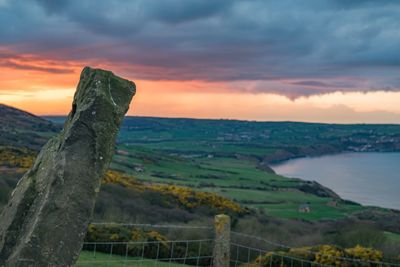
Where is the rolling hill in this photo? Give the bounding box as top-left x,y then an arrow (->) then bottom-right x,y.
0,103 -> 60,149
1,104 -> 400,258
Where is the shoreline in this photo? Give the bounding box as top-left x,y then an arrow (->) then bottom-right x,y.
271,152 -> 400,211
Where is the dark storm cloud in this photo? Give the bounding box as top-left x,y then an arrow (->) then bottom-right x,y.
290,81 -> 335,88
1,0 -> 400,96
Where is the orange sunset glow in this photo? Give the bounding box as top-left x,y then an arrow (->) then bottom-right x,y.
1,1 -> 400,123
1,61 -> 400,124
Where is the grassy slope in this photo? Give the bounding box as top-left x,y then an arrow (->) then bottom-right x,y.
384,231 -> 400,242
0,104 -> 60,150
111,145 -> 365,220
106,117 -> 400,221
37,116 -> 400,220
77,251 -> 189,267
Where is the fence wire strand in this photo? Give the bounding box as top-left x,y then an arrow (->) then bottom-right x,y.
91,222 -> 213,230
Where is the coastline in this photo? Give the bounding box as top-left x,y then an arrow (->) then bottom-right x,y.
271,152 -> 400,211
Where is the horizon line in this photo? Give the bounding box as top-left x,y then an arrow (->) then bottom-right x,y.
41,114 -> 400,126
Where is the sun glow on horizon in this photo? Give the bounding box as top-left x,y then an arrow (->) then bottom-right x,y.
1,63 -> 400,124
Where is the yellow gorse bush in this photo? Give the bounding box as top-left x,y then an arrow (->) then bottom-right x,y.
103,170 -> 144,188
314,245 -> 349,267
244,244 -> 387,267
149,184 -> 246,213
86,224 -> 168,243
345,245 -> 382,263
86,223 -> 172,257
147,230 -> 169,247
103,170 -> 247,215
0,147 -> 35,171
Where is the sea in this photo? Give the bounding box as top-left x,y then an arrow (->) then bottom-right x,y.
271,152 -> 400,210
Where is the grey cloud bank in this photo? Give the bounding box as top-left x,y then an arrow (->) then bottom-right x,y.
1,0 -> 400,97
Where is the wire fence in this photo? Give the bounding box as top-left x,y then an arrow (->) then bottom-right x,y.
230,231 -> 400,267
77,239 -> 214,267
77,222 -> 214,267
76,219 -> 400,267
230,242 -> 334,267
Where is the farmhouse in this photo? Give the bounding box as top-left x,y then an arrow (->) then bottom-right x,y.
298,204 -> 311,213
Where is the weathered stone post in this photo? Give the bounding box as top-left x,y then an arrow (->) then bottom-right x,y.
213,214 -> 231,267
0,67 -> 135,266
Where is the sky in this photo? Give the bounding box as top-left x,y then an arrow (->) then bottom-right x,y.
1,0 -> 400,123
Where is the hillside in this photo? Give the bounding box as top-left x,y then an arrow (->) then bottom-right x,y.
0,103 -> 60,149
1,106 -> 400,258
2,147 -> 400,259
110,117 -> 400,220
41,116 -> 400,221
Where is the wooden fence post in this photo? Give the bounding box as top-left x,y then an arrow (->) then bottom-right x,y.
213,214 -> 230,267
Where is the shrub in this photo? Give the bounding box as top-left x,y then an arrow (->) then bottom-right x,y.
103,170 -> 248,216
245,245 -> 387,267
0,146 -> 35,170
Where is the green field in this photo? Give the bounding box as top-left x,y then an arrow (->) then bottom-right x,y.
384,231 -> 400,242
106,118 -> 398,221
77,251 -> 189,267
111,147 -> 354,221
41,116 -> 400,221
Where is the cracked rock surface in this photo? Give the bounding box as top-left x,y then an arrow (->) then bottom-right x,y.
0,67 -> 135,266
